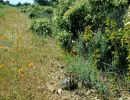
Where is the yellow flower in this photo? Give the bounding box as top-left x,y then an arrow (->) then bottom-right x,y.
28,62 -> 33,67
0,64 -> 4,68
20,73 -> 25,78
18,68 -> 24,73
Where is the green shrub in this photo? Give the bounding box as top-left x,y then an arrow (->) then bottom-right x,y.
54,0 -> 129,74
96,82 -> 110,100
67,56 -> 111,99
88,0 -> 128,30
54,0 -> 128,50
53,0 -> 76,31
67,57 -> 98,88
81,27 -> 129,74
63,53 -> 74,63
43,6 -> 53,13
57,30 -> 73,51
21,5 -> 53,19
30,18 -> 52,35
54,0 -> 89,39
34,0 -> 57,6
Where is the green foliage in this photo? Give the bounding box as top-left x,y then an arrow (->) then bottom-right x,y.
16,2 -> 31,7
53,0 -> 76,28
0,4 -> 5,18
21,5 -> 53,19
107,30 -> 129,73
64,53 -> 74,63
30,18 -> 52,35
88,0 -> 128,30
57,30 -> 73,51
54,0 -> 128,49
4,1 -> 10,5
16,2 -> 22,7
34,0 -> 57,5
54,0 -> 88,39
96,82 -> 110,100
67,57 -> 98,88
0,0 -> 4,4
67,56 -> 110,99
34,0 -> 49,5
80,27 -> 129,74
54,0 -> 129,75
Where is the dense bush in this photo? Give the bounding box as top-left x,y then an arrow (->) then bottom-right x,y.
88,0 -> 128,30
34,0 -> 57,6
57,30 -> 73,51
54,0 -> 129,73
84,28 -> 129,74
34,0 -> 48,5
30,18 -> 52,35
54,0 -> 128,47
73,24 -> 129,74
0,0 -> 4,4
67,57 -> 110,99
53,0 -> 76,31
67,57 -> 98,88
21,5 -> 53,19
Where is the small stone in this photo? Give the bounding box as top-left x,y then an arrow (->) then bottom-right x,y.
95,96 -> 100,100
86,90 -> 91,95
60,65 -> 65,69
118,97 -> 123,100
57,88 -> 62,94
50,82 -> 54,84
47,84 -> 55,92
60,77 -> 78,90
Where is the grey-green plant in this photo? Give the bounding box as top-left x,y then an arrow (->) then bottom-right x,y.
67,57 -> 98,88
96,82 -> 110,100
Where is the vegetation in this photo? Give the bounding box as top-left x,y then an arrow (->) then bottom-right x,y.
53,0 -> 129,73
52,0 -> 130,99
30,18 -> 52,35
20,4 -> 53,19
34,0 -> 57,6
0,0 -> 130,99
0,0 -> 4,4
0,5 -> 62,99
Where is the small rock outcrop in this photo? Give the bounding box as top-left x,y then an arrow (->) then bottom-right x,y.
60,77 -> 78,90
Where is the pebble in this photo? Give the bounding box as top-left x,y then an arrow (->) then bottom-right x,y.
46,84 -> 55,92
118,97 -> 123,100
57,88 -> 62,94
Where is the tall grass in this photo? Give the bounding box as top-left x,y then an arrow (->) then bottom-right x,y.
0,6 -> 61,100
